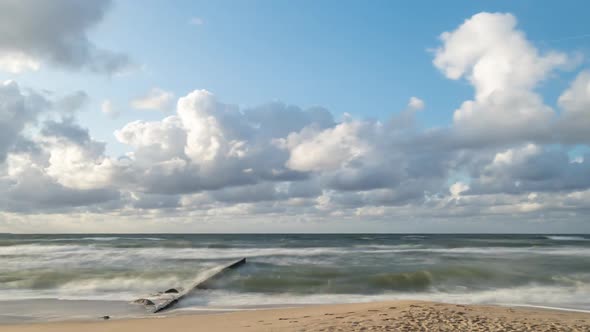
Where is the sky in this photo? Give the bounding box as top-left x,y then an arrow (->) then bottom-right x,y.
0,0 -> 589,233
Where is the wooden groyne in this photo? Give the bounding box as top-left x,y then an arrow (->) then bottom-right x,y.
137,258 -> 247,313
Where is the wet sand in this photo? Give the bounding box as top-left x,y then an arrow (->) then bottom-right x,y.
3,300 -> 589,332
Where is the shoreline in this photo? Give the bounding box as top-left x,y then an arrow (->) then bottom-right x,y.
2,297 -> 589,324
2,300 -> 589,332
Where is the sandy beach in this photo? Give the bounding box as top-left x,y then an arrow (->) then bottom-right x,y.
3,301 -> 589,332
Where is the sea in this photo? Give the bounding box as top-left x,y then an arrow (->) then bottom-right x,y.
1,233 -> 589,323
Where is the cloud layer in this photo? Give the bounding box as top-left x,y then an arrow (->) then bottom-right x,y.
0,12 -> 589,232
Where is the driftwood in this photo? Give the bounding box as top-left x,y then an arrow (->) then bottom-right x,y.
144,258 -> 246,313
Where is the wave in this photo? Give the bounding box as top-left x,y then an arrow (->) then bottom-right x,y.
545,236 -> 588,241
2,279 -> 589,312
0,245 -> 377,267
2,243 -> 590,267
363,246 -> 590,257
175,283 -> 590,311
368,271 -> 434,291
0,244 -> 85,256
401,235 -> 427,240
32,237 -> 165,242
349,246 -> 590,259
2,241 -> 589,307
497,304 -> 590,314
0,267 -> 230,301
82,237 -> 164,241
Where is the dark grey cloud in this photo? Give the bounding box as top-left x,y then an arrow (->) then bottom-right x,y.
210,183 -> 284,204
244,102 -> 334,139
41,119 -> 91,144
56,91 -> 89,113
0,0 -> 132,74
128,193 -> 180,210
0,80 -> 48,162
468,146 -> 590,195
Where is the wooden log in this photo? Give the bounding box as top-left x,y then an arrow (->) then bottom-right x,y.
152,258 -> 246,313
194,257 -> 246,290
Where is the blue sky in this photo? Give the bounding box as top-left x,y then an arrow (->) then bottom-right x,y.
1,1 -> 590,233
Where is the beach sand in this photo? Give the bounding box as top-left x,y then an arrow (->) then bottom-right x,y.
2,300 -> 589,332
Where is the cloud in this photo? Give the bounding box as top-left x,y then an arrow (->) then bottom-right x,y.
434,12 -> 573,145
56,91 -> 89,113
38,119 -> 117,191
0,51 -> 40,73
0,84 -> 447,218
101,99 -> 119,118
189,17 -> 204,26
0,82 -> 121,213
41,119 -> 92,144
467,144 -> 590,195
244,102 -> 334,139
284,121 -> 372,172
408,97 -> 425,110
434,13 -> 569,99
129,192 -> 180,210
0,80 -> 49,162
0,118 -> 120,212
115,116 -> 186,164
0,151 -> 119,213
0,0 -> 132,74
558,70 -> 590,143
2,11 -> 590,232
114,90 -> 310,195
131,88 -> 175,111
450,182 -> 469,197
452,91 -> 555,144
3,82 -> 584,227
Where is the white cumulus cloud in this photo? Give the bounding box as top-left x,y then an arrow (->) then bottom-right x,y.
434,12 -> 572,145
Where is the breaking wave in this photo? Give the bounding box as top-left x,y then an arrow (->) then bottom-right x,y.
545,236 -> 588,241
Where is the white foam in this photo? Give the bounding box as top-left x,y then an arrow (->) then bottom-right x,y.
176,284 -> 590,312
27,237 -> 165,242
2,243 -> 590,273
497,304 -> 590,314
545,236 -> 588,241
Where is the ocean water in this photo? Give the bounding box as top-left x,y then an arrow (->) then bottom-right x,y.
1,233 -> 589,322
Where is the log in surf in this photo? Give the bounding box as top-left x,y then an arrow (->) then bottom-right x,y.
134,258 -> 247,313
